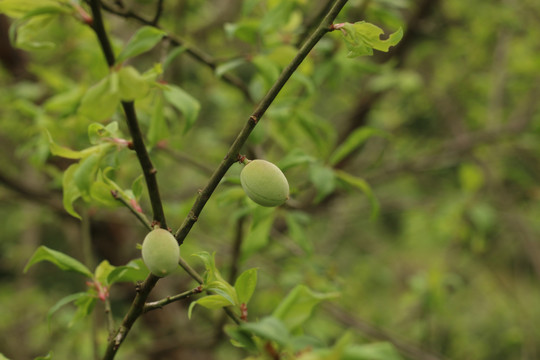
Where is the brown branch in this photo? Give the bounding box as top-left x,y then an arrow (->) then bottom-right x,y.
88,0 -> 167,229
103,274 -> 160,359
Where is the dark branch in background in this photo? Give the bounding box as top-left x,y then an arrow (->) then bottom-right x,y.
143,286 -> 203,313
366,84 -> 540,184
151,0 -> 164,26
325,304 -> 447,360
0,170 -> 64,212
174,0 -> 350,245
158,146 -> 214,176
335,0 -> 441,160
99,0 -> 254,103
88,0 -> 167,229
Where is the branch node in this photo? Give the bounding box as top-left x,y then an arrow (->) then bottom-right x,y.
249,115 -> 259,124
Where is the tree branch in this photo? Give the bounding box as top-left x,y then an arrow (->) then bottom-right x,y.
143,286 -> 203,313
88,0 -> 167,229
151,0 -> 164,26
103,274 -> 160,359
174,0 -> 350,245
111,190 -> 152,230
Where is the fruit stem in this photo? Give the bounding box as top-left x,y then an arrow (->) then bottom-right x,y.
238,154 -> 251,165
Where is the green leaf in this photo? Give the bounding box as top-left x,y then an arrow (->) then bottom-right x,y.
459,163 -> 485,193
34,352 -> 53,360
343,342 -> 404,360
252,55 -> 280,87
78,75 -> 120,121
24,246 -> 93,278
131,175 -> 145,200
188,294 -> 235,319
277,149 -> 316,171
163,46 -> 187,70
62,163 -> 82,219
9,5 -> 70,50
73,153 -> 101,199
192,251 -> 223,283
215,58 -> 247,78
234,268 -> 258,305
94,260 -> 115,286
90,170 -> 120,207
224,324 -> 258,351
118,66 -> 151,101
46,292 -> 88,327
107,259 -> 150,284
44,87 -> 84,116
309,163 -> 336,203
163,85 -> 200,133
47,130 -> 101,160
88,122 -> 120,145
148,94 -> 168,147
0,0 -> 64,17
243,207 -> 275,256
285,211 -> 313,254
335,170 -> 380,220
224,20 -> 260,44
339,22 -> 403,58
70,293 -> 96,326
240,317 -> 291,347
272,285 -> 339,332
116,26 -> 167,64
329,127 -> 389,165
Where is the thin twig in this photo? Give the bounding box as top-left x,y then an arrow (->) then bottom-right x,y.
111,191 -> 152,230
174,0 -> 350,245
105,298 -> 115,336
143,286 -> 203,313
158,146 -> 214,176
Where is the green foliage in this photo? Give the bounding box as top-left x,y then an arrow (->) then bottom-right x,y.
2,0 -> 539,359
24,246 -> 93,278
338,22 -> 403,57
116,26 -> 166,64
188,252 -> 258,319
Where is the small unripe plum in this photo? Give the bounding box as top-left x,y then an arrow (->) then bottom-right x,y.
141,228 -> 180,277
240,159 -> 289,207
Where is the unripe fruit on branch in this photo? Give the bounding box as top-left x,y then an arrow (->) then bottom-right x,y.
240,159 -> 289,207
141,228 -> 180,277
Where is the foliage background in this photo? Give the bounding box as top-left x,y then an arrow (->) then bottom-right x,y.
1,0 -> 540,359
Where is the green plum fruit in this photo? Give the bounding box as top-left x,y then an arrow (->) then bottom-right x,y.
240,159 -> 289,207
141,228 -> 180,277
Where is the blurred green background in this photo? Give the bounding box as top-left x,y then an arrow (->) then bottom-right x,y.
1,0 -> 540,359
